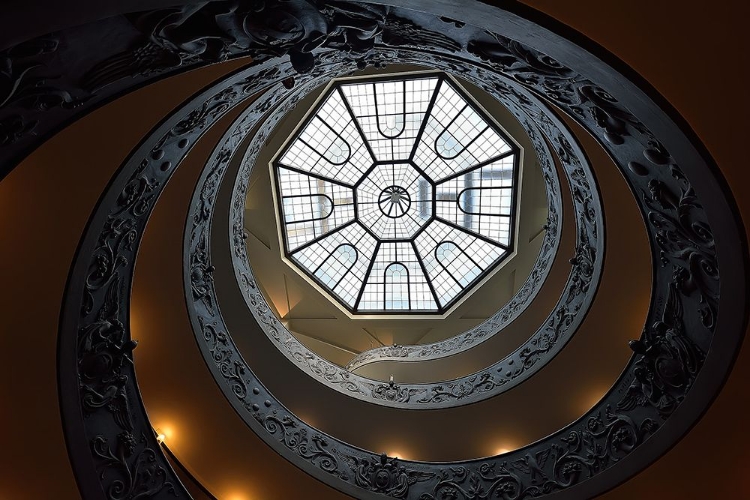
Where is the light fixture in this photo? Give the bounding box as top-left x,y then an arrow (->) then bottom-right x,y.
155,428 -> 166,444
493,440 -> 518,456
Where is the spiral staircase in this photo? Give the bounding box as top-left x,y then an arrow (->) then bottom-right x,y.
1,2 -> 748,499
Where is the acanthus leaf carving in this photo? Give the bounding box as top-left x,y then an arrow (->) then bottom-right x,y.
82,0 -> 392,91
619,280 -> 705,416
91,433 -> 177,499
78,275 -> 137,432
643,170 -> 719,330
260,411 -> 343,476
421,463 -> 521,500
340,453 -> 435,499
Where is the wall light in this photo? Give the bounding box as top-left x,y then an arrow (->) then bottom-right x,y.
154,424 -> 176,445
384,449 -> 407,460
224,488 -> 252,500
154,428 -> 166,444
493,440 -> 519,456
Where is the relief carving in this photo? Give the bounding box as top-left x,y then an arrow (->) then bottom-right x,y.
51,3 -> 739,500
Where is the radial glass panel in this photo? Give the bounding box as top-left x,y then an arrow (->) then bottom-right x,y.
273,73 -> 520,314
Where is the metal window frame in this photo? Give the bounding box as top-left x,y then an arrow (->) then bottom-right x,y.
271,71 -> 521,316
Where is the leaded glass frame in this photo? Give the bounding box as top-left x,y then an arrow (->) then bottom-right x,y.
271,72 -> 521,315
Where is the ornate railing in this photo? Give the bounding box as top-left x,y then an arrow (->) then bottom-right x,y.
41,2 -> 747,499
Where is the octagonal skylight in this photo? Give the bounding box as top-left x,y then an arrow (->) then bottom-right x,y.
271,73 -> 520,314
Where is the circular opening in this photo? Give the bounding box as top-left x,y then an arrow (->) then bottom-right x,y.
378,185 -> 412,218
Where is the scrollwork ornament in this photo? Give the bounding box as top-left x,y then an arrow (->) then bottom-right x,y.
91,433 -> 177,500
421,463 -> 522,500
341,453 -> 435,498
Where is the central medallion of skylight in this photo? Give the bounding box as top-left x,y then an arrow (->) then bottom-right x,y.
356,163 -> 432,239
271,73 -> 520,314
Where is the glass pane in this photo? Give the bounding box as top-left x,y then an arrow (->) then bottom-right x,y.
274,73 -> 518,313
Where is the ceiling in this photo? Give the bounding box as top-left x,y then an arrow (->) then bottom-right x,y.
242,66 -> 552,369
0,1 -> 747,499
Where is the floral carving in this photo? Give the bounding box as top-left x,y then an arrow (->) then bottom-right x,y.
643,168 -> 719,329
423,464 -> 521,499
82,0 -> 392,90
261,413 -> 342,476
371,379 -> 425,403
92,433 -> 177,499
341,454 -> 435,498
619,281 -> 705,416
79,277 -> 137,432
0,37 -> 87,155
382,15 -> 462,53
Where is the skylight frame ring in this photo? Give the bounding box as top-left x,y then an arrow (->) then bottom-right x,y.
271,71 -> 523,316
378,185 -> 413,218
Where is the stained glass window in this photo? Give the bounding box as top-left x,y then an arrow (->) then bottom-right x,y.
272,73 -> 520,314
